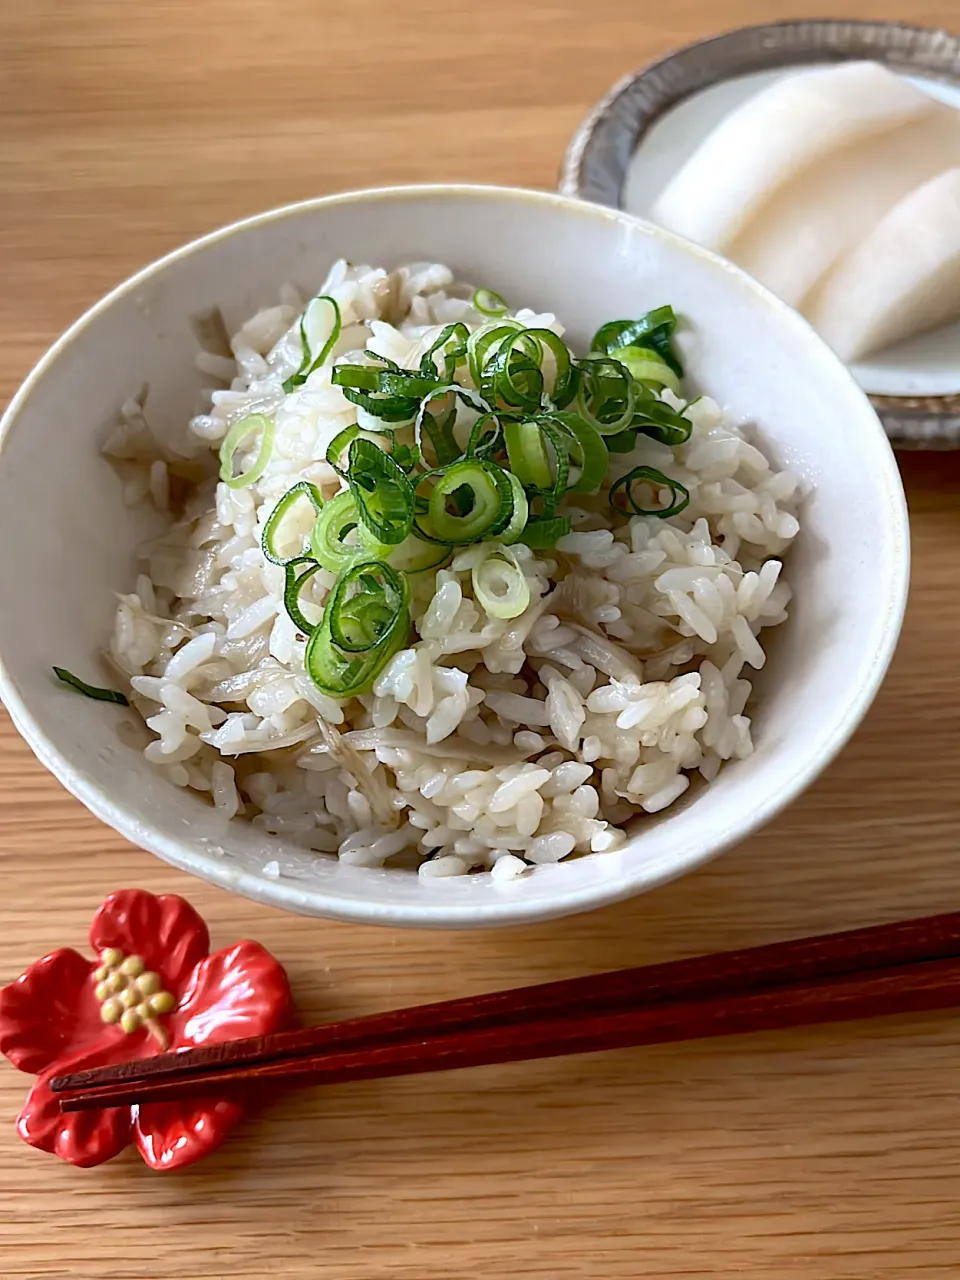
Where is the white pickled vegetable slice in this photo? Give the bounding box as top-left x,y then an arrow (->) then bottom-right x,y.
730,106 -> 960,307
808,167 -> 960,362
652,62 -> 936,252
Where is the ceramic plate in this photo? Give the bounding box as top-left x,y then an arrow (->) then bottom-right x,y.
560,20 -> 960,448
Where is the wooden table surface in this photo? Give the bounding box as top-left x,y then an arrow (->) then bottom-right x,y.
3,1 -> 960,1276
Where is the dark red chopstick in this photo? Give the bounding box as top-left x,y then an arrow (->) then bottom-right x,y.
52,911 -> 960,1112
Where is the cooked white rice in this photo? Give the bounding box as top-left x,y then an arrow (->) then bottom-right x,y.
103,261 -> 802,879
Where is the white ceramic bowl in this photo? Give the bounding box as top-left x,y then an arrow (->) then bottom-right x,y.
0,185 -> 909,928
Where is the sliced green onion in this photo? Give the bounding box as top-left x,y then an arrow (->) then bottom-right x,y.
388,441 -> 420,474
482,329 -> 544,411
219,414 -> 275,489
576,356 -> 638,436
466,319 -> 522,387
472,287 -> 510,317
500,472 -> 529,545
532,417 -> 570,516
53,667 -> 128,706
609,345 -> 682,395
478,328 -> 575,414
424,460 -> 514,545
631,394 -> 693,447
416,393 -> 459,469
419,323 -> 469,380
606,428 -> 638,453
415,390 -> 460,468
465,411 -> 504,458
261,481 -> 324,566
548,411 -> 608,495
325,424 -> 360,467
332,359 -> 430,423
305,562 -> 409,699
472,545 -> 530,619
283,557 -> 326,635
609,466 -> 690,518
518,515 -> 571,548
590,306 -> 683,377
578,351 -> 690,445
379,531 -> 452,573
327,560 -> 406,653
283,295 -> 342,393
310,490 -> 371,573
305,617 -> 407,700
345,438 -> 414,546
334,364 -> 442,399
504,419 -> 552,490
527,329 -> 577,408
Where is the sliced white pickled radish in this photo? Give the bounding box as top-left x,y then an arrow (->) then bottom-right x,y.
729,106 -> 960,307
808,167 -> 960,362
652,62 -> 936,252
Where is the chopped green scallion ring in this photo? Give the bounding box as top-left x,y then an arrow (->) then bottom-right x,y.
465,411 -> 504,458
310,490 -> 374,573
609,466 -> 690,518
304,561 -> 410,699
283,557 -> 326,635
53,667 -> 128,705
472,287 -> 510,317
609,345 -> 682,396
345,438 -> 415,546
631,395 -> 693,447
380,531 -> 452,573
499,472 -> 529,545
482,329 -> 544,411
425,460 -> 514,545
325,424 -> 360,467
575,356 -> 638,436
466,319 -> 522,387
334,365 -> 442,399
606,428 -> 638,453
532,417 -> 570,515
261,481 -> 324,566
472,544 -> 530,619
518,515 -> 571,548
419,323 -> 470,380
526,328 -> 578,408
590,306 -> 683,377
415,389 -> 461,468
548,412 -> 608,495
219,414 -> 275,489
305,618 -> 406,700
504,419 -> 552,490
283,295 -> 342,393
327,560 -> 407,654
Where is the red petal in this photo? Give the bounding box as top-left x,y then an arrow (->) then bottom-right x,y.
89,891 -> 209,990
134,1098 -> 244,1172
170,941 -> 293,1048
15,1036 -> 148,1168
0,950 -> 100,1074
132,942 -> 291,1171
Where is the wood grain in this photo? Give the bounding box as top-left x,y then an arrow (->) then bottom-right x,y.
1,1 -> 959,1276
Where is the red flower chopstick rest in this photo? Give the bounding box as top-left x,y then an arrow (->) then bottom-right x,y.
0,890 -> 292,1170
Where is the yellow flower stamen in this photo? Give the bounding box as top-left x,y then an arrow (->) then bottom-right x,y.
94,949 -> 175,1050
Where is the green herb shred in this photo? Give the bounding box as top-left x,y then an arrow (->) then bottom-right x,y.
53,668 -> 129,705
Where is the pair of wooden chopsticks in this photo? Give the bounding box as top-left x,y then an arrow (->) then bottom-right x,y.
52,911 -> 960,1112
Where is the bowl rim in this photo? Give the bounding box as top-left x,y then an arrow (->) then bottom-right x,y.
557,17 -> 960,449
0,182 -> 911,927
